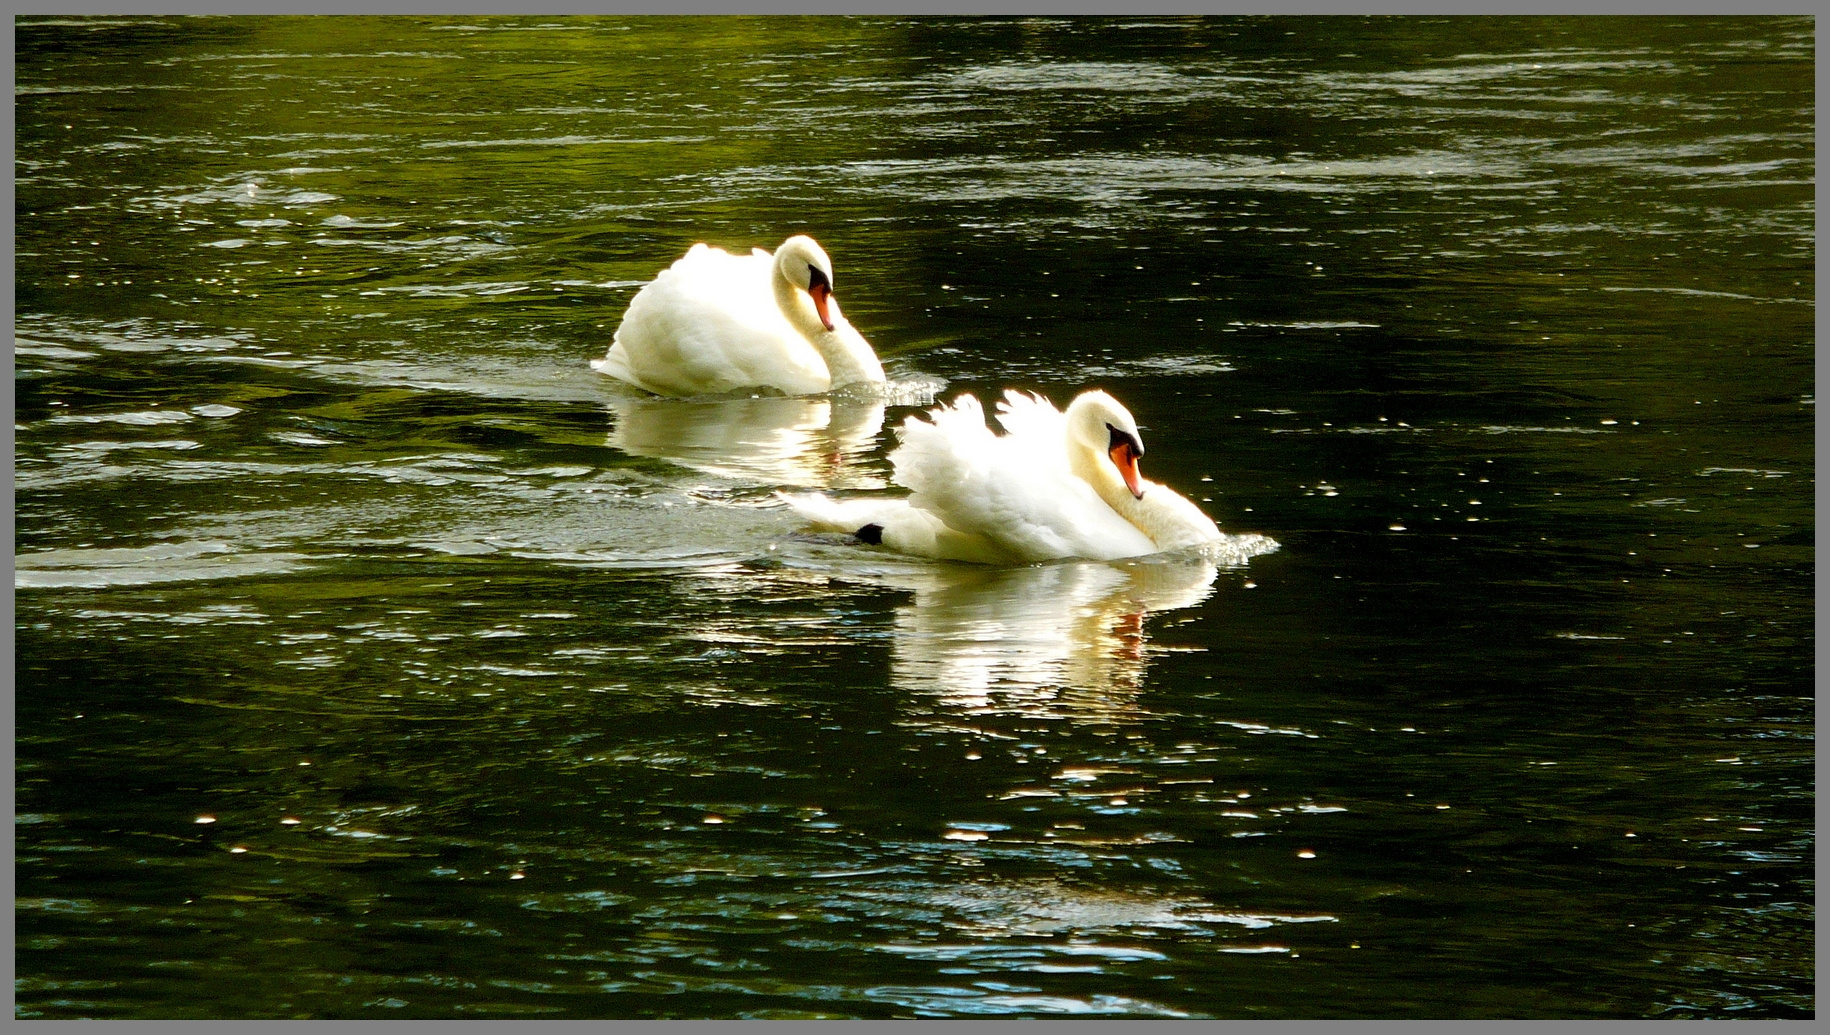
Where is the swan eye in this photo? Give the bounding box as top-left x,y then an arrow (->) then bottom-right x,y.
1106,423 -> 1144,458
807,264 -> 831,292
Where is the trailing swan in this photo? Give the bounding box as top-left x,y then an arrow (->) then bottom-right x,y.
590,235 -> 885,397
781,389 -> 1226,564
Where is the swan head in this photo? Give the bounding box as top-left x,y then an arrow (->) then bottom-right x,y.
774,235 -> 837,332
1066,390 -> 1147,500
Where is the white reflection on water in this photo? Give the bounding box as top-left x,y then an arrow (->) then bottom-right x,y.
605,393 -> 888,490
858,544 -> 1272,723
857,986 -> 1191,1018
893,877 -> 1334,940
12,541 -> 309,590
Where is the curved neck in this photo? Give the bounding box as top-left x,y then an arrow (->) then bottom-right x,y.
771,260 -> 823,339
772,264 -> 885,390
812,302 -> 885,389
1070,440 -> 1140,521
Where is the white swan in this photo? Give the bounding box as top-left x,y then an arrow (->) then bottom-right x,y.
590,235 -> 885,397
782,389 -> 1226,564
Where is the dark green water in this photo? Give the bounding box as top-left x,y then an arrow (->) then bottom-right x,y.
13,15 -> 1813,1019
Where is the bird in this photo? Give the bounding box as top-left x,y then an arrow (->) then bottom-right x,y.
590,235 -> 885,397
780,388 -> 1224,564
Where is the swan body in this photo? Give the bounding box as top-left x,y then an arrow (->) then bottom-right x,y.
782,389 -> 1223,564
591,235 -> 885,397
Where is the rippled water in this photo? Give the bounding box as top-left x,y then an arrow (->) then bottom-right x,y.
14,16 -> 1814,1019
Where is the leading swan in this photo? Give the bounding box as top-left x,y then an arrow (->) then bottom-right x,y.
782,389 -> 1225,564
590,235 -> 885,397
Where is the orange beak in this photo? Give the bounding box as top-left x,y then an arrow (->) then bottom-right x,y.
1109,441 -> 1144,499
809,281 -> 835,332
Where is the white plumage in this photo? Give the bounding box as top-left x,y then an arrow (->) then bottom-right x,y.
590,235 -> 884,397
782,389 -> 1223,564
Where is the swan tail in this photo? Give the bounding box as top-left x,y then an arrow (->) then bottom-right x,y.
777,491 -> 1006,562
589,340 -> 657,393
777,491 -> 905,535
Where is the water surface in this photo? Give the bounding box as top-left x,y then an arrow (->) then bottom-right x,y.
14,15 -> 1814,1019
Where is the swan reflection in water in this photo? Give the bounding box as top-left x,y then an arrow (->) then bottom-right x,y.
867,540 -> 1274,724
604,393 -> 887,489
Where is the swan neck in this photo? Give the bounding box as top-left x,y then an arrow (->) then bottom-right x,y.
1070,440 -> 1143,524
813,320 -> 885,389
771,263 -> 821,337
772,262 -> 884,390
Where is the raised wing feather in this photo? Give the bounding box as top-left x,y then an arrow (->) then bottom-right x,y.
992,390 -> 1069,470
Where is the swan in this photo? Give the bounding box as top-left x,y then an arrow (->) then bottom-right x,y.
781,389 -> 1225,564
590,235 -> 886,397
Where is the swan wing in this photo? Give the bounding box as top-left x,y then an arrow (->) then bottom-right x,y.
992,389 -> 1069,467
